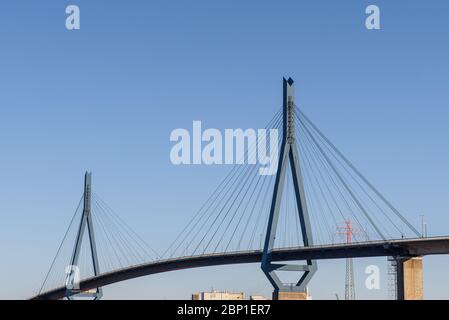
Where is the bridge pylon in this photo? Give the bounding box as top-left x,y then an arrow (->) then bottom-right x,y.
261,77 -> 317,299
65,172 -> 103,300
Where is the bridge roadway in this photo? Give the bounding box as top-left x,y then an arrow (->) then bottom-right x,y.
32,236 -> 449,300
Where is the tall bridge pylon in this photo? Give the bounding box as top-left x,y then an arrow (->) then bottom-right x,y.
261,78 -> 317,298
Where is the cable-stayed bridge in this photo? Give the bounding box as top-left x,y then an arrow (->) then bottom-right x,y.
32,78 -> 449,300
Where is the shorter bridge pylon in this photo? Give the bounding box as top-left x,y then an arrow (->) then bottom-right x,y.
65,172 -> 103,300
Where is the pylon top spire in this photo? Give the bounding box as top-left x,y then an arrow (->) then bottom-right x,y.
283,77 -> 296,144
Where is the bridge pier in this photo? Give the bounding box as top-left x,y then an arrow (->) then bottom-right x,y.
273,290 -> 309,300
396,256 -> 423,300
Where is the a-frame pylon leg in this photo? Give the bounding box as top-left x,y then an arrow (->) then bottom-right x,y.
261,78 -> 317,299
65,172 -> 102,300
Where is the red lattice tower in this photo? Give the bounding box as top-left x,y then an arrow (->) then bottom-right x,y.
337,220 -> 357,300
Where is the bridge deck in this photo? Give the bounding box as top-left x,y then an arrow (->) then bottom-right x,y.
32,236 -> 449,300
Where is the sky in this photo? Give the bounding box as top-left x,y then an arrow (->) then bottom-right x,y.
0,0 -> 448,299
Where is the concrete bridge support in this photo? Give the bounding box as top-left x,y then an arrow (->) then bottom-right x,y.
273,291 -> 309,300
396,256 -> 423,300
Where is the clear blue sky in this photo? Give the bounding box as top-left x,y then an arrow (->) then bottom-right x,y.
0,0 -> 448,299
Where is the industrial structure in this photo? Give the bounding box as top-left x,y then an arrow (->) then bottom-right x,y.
337,221 -> 356,300
192,291 -> 245,300
388,256 -> 398,300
